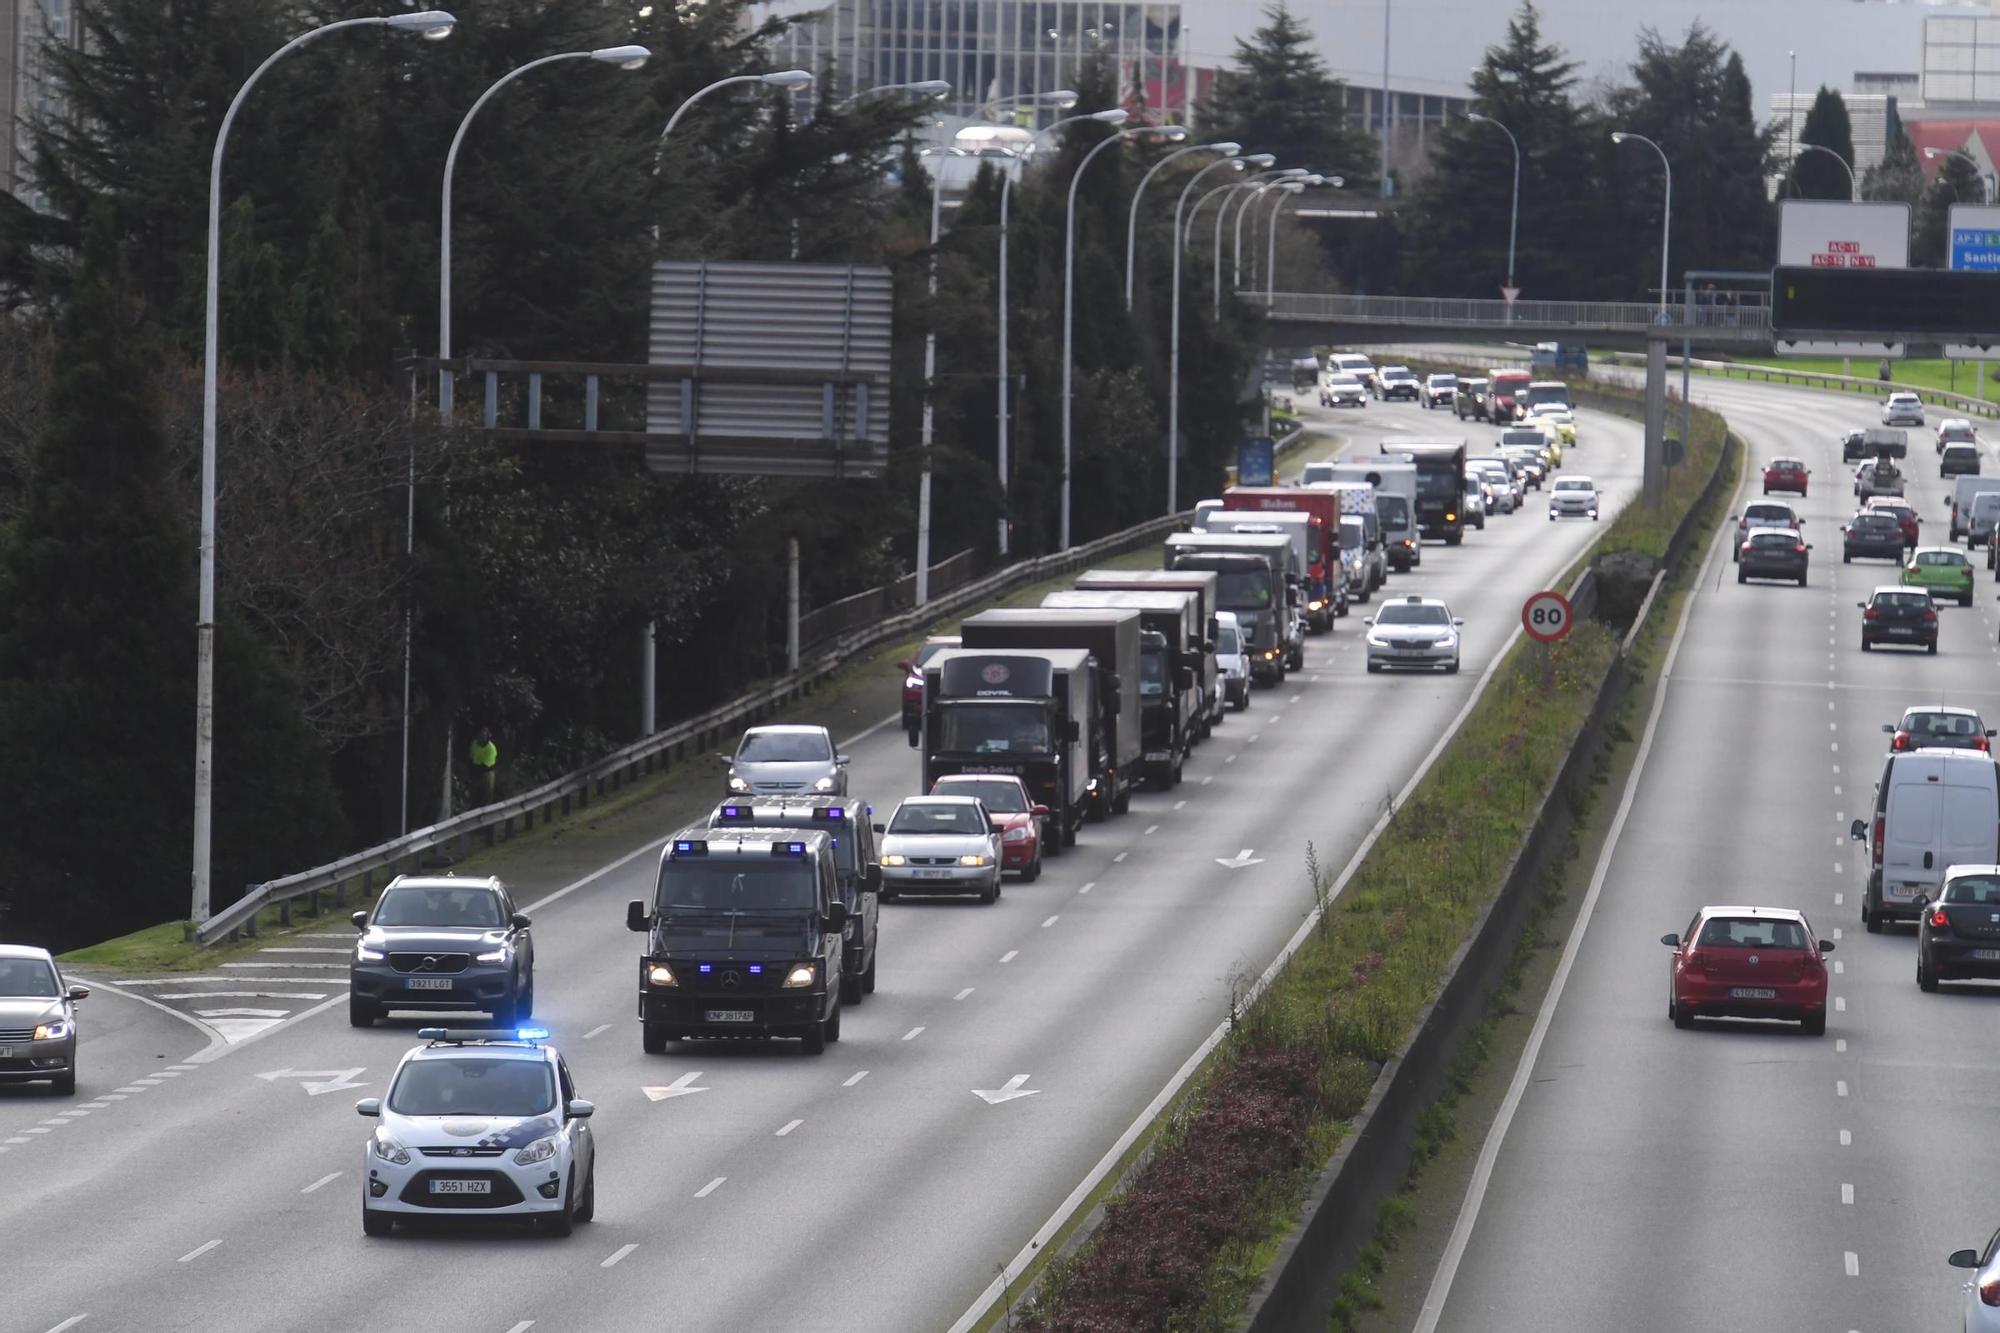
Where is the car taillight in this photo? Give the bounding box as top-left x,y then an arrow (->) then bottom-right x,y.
1864,606 -> 1879,620
1979,736 -> 1991,752
1873,816 -> 1885,868
1795,544 -> 1807,554
1741,541 -> 1754,553
1924,609 -> 1939,623
1981,1273 -> 2000,1307
1931,907 -> 1950,929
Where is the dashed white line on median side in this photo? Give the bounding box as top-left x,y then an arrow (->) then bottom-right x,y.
1841,1183 -> 1854,1205
503,1322 -> 534,1333
1113,852 -> 1128,863
302,1172 -> 341,1194
694,1177 -> 726,1199
42,1318 -> 87,1333
1173,800 -> 1187,811
775,1120 -> 803,1137
601,1243 -> 639,1269
1844,1252 -> 1860,1277
954,988 -> 974,1001
843,1071 -> 869,1087
1145,824 -> 1159,835
1836,997 -> 1847,1012
1202,775 -> 1214,785
1837,1038 -> 1847,1052
177,1239 -> 221,1264
583,1024 -> 612,1040
1837,1080 -> 1849,1097
1841,1129 -> 1852,1145
902,1027 -> 925,1041
999,951 -> 1018,964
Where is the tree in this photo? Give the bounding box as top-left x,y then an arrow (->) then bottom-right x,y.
1199,4 -> 1377,182
1915,153 -> 1987,267
1789,86 -> 1856,201
1862,103 -> 1924,207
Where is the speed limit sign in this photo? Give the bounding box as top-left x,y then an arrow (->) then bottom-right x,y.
1522,590 -> 1573,644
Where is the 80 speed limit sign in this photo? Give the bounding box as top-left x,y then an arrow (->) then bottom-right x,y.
1522,590 -> 1573,644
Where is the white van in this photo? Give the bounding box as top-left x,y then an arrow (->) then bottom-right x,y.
1852,749 -> 2000,930
1948,476 -> 2000,541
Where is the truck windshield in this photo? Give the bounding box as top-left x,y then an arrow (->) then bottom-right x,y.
1139,650 -> 1167,697
1339,522 -> 1364,551
937,704 -> 1052,755
1376,495 -> 1411,530
1416,470 -> 1459,500
1215,571 -> 1273,608
656,862 -> 818,913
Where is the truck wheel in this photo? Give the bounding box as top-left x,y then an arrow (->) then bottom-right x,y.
825,1001 -> 842,1042
840,968 -> 863,1005
642,1018 -> 669,1054
1444,532 -> 1463,547
348,995 -> 377,1029
801,1018 -> 826,1055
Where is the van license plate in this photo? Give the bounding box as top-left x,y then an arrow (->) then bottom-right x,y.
704,1010 -> 754,1023
1728,987 -> 1778,1000
406,978 -> 453,990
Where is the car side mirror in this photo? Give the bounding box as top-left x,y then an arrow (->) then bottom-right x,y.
896,660 -> 914,674
823,901 -> 850,932
1178,667 -> 1196,691
1950,1248 -> 1982,1270
1659,933 -> 1680,947
1881,724 -> 1894,733
1363,618 -> 1374,627
872,822 -> 887,834
625,899 -> 650,933
1066,720 -> 1082,743
66,984 -> 89,1001
989,819 -> 1006,834
356,1098 -> 382,1118
1856,602 -> 1867,609
1453,618 -> 1465,627
566,1099 -> 595,1120
716,753 -> 732,765
1033,804 -> 1050,817
1806,544 -> 1814,551
1850,818 -> 1868,842
352,910 -> 369,930
836,754 -> 851,767
1819,940 -> 1836,953
510,912 -> 531,930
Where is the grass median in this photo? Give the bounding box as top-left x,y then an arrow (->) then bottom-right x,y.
996,398 -> 1730,1333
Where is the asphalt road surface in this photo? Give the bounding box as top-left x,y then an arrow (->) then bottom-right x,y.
6,389 -> 1641,1333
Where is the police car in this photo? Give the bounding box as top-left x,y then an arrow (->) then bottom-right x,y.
709,798 -> 880,1004
356,1027 -> 595,1237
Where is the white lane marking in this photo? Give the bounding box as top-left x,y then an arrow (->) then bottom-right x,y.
1224,754 -> 1237,765
164,1065 -> 198,1072
111,1086 -> 145,1094
77,1102 -> 108,1109
196,1008 -> 289,1019
1837,1080 -> 1849,1097
1831,742 -> 1839,752
158,993 -> 327,1002
1113,852 -> 1128,863
1841,1183 -> 1854,1205
1841,1129 -> 1852,1145
775,1119 -> 803,1137
1290,694 -> 1302,704
55,1110 -> 88,1119
1835,811 -> 1844,824
64,975 -> 221,1058
302,1172 -> 341,1194
1833,928 -> 1842,940
1834,864 -> 1843,875
954,988 -> 974,1001
153,1070 -> 180,1077
1837,1039 -> 1847,1052
521,833 -> 673,916
583,1024 -> 612,1040
130,1079 -> 162,1087
1834,786 -> 1841,796
602,1243 -> 639,1269
1844,1252 -> 1860,1277
42,1318 -> 87,1333
902,1027 -> 924,1041
112,976 -> 332,986
694,1177 -> 726,1199
1835,961 -> 1845,974
1836,997 -> 1847,1012
218,962 -> 345,970
1249,734 -> 1261,744
640,1073 -> 708,1102
1145,824 -> 1159,835
838,712 -> 903,749
23,1127 -> 50,1135
3,1136 -> 27,1144
1202,775 -> 1214,785
177,1239 -> 221,1264
1173,800 -> 1187,811
999,951 -> 1018,964
254,947 -> 349,955
1078,882 -> 1093,894
1042,916 -> 1060,928
1833,764 -> 1840,774
504,1323 -> 535,1333
843,1071 -> 869,1087
1835,893 -> 1844,906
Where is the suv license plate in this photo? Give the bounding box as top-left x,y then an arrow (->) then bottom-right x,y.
705,1009 -> 754,1023
1728,987 -> 1778,1000
406,977 -> 454,991
429,1179 -> 490,1195
0,1046 -> 11,1058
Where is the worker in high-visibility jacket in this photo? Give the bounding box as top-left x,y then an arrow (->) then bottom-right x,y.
469,727 -> 498,804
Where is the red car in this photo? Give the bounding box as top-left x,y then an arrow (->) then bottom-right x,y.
929,774 -> 1048,880
1763,457 -> 1809,496
1865,495 -> 1921,547
1661,905 -> 1831,1035
899,636 -> 960,747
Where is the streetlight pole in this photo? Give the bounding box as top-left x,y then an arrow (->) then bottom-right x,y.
1125,140 -> 1237,309
194,8 -> 457,925
834,78 -> 949,109
1782,143 -> 1858,202
916,151 -> 944,601
1171,156 -> 1250,515
1207,163 -> 1282,313
1466,112 -> 1520,305
1925,146 -> 1993,204
998,105 -> 1123,556
1268,177 -> 1338,302
1380,0 -> 1393,196
1062,124 -> 1184,549
1787,50 -> 1797,172
1612,130 -> 1672,317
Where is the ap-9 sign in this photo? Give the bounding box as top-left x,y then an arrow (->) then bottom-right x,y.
1522,590 -> 1573,644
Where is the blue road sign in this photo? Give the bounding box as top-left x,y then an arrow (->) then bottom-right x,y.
1950,227 -> 2000,272
1237,437 -> 1275,486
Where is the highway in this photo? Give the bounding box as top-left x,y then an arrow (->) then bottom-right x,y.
6,390 -> 1640,1333
1422,371 -> 2000,1331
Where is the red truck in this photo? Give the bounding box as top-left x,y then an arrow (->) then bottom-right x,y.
1219,486 -> 1343,632
1488,368 -> 1533,424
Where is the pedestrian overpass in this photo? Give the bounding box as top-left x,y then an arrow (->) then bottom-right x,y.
1256,292 -> 1773,355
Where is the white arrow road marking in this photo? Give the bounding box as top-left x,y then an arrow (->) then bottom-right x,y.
255,1067 -> 368,1096
973,1074 -> 1040,1105
195,1008 -> 289,1019
641,1072 -> 709,1102
158,992 -> 330,1002
1215,848 -> 1265,870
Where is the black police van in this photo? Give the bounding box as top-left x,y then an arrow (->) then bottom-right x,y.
626,825 -> 847,1055
708,797 -> 879,1004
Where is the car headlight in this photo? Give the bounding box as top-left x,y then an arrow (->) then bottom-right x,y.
646,961 -> 677,987
726,773 -> 751,793
1366,634 -> 1389,647
812,775 -> 837,792
512,1136 -> 558,1166
355,944 -> 385,962
960,853 -> 992,867
372,1132 -> 411,1165
882,853 -> 907,867
1002,825 -> 1031,843
782,963 -> 817,989
33,1018 -> 71,1041
475,946 -> 508,963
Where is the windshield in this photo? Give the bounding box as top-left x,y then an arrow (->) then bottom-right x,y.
657,861 -> 817,912
1554,479 -> 1592,492
1139,650 -> 1167,697
1945,874 -> 2000,904
373,887 -> 503,928
1745,506 -> 1793,523
388,1057 -> 555,1118
0,957 -> 59,998
1216,624 -> 1241,653
1919,551 -> 1968,566
1377,603 -> 1449,626
1417,469 -> 1459,499
1851,515 -> 1898,531
1874,591 -> 1930,609
890,803 -> 989,836
937,779 -> 1026,813
914,641 -> 954,668
1215,571 -> 1273,608
937,703 -> 1052,755
1376,495 -> 1411,530
1430,375 -> 1458,387
737,731 -> 831,763
1339,521 -> 1364,550
1327,374 -> 1359,386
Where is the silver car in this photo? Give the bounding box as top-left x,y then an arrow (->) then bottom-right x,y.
1883,392 -> 1925,427
1547,476 -> 1600,521
0,945 -> 87,1095
1214,611 -> 1251,710
1365,596 -> 1464,674
876,795 -> 1003,904
1471,460 -> 1517,513
722,724 -> 849,796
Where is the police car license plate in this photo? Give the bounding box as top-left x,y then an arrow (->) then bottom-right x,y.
429,1179 -> 490,1195
1728,987 -> 1778,1000
704,1009 -> 754,1023
406,977 -> 453,990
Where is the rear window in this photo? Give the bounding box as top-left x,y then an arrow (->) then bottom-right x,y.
1945,874 -> 2000,905
1696,917 -> 1809,949
1851,515 -> 1898,531
1769,458 -> 1804,470
1744,505 -> 1794,522
1873,591 -> 1931,609
1918,550 -> 1969,567
1908,711 -> 1982,739
1750,531 -> 1797,548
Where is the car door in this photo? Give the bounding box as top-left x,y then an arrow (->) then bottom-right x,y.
557,1056 -> 592,1181
854,815 -> 879,966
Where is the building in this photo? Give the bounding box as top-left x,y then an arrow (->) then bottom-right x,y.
1907,118 -> 2000,201
2,0 -> 81,208
1922,9 -> 2000,107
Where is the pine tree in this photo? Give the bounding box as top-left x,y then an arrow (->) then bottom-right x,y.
1863,106 -> 1925,207
1199,3 -> 1377,181
1915,154 -> 1987,266
1790,87 -> 1856,200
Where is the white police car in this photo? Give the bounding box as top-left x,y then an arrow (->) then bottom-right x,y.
356,1028 -> 596,1237
1364,595 -> 1464,674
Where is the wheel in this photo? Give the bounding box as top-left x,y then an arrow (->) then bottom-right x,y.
573,1163 -> 596,1223
1918,954 -> 1938,992
1366,661 -> 1381,673
1023,852 -> 1041,883
1865,901 -> 1883,933
840,967 -> 863,1005
801,1016 -> 827,1055
641,1018 -> 668,1054
878,886 -> 899,902
1446,655 -> 1460,674
362,1207 -> 393,1237
1964,592 -> 1975,607
1861,636 -> 1871,651
1445,532 -> 1463,546
1673,1001 -> 1693,1030
978,874 -> 997,905
1548,512 -> 1555,522
348,994 -> 377,1029
543,1172 -> 575,1237
1062,819 -> 1077,847
516,974 -> 534,1020
1798,574 -> 1808,588
1843,551 -> 1852,563
490,994 -> 518,1028
51,1067 -> 75,1096
863,952 -> 877,994
1737,568 -> 1746,584
1803,1011 -> 1827,1036
1929,639 -> 1939,654
825,1001 -> 842,1043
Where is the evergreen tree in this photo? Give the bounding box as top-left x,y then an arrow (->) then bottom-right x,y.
1862,104 -> 1924,207
1199,4 -> 1377,181
1789,87 -> 1856,200
1915,153 -> 1987,266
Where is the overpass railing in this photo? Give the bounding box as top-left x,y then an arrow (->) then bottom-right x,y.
1260,292 -> 1772,339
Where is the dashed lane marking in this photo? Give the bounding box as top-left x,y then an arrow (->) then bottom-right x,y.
1838,1081 -> 1849,1097
1841,1183 -> 1854,1205
775,1120 -> 803,1138
1844,1252 -> 1860,1278
999,951 -> 1018,964
301,1172 -> 341,1194
177,1239 -> 221,1264
1113,852 -> 1128,863
1841,1129 -> 1852,1145
694,1177 -> 726,1199
602,1244 -> 639,1269
843,1071 -> 869,1087
902,1027 -> 925,1041
42,1318 -> 87,1333
1041,916 -> 1060,928
954,988 -> 974,1001
583,1024 -> 612,1040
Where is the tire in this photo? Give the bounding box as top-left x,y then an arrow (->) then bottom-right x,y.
978,874 -> 997,905
840,967 -> 863,1005
1865,902 -> 1883,933
1803,1011 -> 1827,1036
543,1173 -> 575,1237
348,994 -> 377,1029
863,952 -> 877,994
573,1163 -> 596,1223
1446,655 -> 1461,674
1918,954 -> 1938,992
825,1001 -> 842,1043
1798,574 -> 1808,588
1843,551 -> 1852,563
801,1016 -> 826,1055
1062,819 -> 1077,848
362,1207 -> 393,1238
1366,661 -> 1381,674
1023,852 -> 1041,883
490,994 -> 518,1029
1861,636 -> 1871,651
1673,1001 -> 1693,1030
517,974 -> 534,1021
641,1018 -> 668,1055
1445,532 -> 1463,547
1929,639 -> 1939,654
1965,592 -> 1975,607
51,1067 -> 76,1097
1737,568 -> 1746,584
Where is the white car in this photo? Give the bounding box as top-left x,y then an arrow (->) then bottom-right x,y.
1548,476 -> 1600,521
1883,392 -> 1926,427
1948,1232 -> 2000,1330
1938,417 -> 1979,453
1365,595 -> 1464,674
1320,372 -> 1367,408
1422,372 -> 1458,408
358,1027 -> 596,1237
1214,611 -> 1251,710
1471,460 -> 1517,513
1460,472 -> 1488,529
877,795 -> 1003,903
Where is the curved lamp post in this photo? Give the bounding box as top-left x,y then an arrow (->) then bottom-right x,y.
1168,156 -> 1250,515
1465,112 -> 1520,305
1781,142 -> 1858,201
1924,146 -> 1992,204
656,69 -> 813,150
1124,140 -> 1238,309
836,78 -> 949,109
1267,175 -> 1340,302
194,8 -> 457,923
1611,130 -> 1672,317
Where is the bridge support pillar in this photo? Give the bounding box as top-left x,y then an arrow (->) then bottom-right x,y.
1643,336 -> 1667,511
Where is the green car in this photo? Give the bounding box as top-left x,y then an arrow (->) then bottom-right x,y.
1902,546 -> 1975,606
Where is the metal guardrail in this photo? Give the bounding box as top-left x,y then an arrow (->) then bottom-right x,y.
194,513 -> 1197,945
796,548 -> 980,652
1596,350 -> 2000,421
1260,292 -> 1772,341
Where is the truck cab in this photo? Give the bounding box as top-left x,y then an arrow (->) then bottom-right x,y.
1165,532 -> 1303,680
922,647 -> 1095,847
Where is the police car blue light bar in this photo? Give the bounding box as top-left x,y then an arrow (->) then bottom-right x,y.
673,839 -> 709,855
819,807 -> 844,820
771,841 -> 808,856
719,805 -> 749,819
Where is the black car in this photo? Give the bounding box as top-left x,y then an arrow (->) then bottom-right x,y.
1917,869 -> 2000,990
1454,378 -> 1491,421
1841,429 -> 1869,462
708,797 -> 879,1004
349,876 -> 535,1028
1942,442 -> 1982,478
1737,528 -> 1810,586
1859,586 -> 1939,652
1842,511 -> 1906,563
1377,367 -> 1421,401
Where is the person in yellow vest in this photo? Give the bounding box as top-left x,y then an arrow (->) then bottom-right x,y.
469,727 -> 498,803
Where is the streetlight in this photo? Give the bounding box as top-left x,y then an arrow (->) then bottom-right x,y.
1781,142 -> 1858,202
1925,146 -> 1993,204
1611,130 -> 1672,317
657,69 -> 814,148
1125,141 -> 1238,309
1268,176 -> 1340,302
980,88 -> 1081,119
1169,156 -> 1251,515
193,8 -> 456,924
1209,165 -> 1288,312
1465,112 -> 1520,304
835,78 -> 950,108
1061,123 -> 1187,548
1181,158 -> 1274,249
996,108 -> 1127,556
1221,169 -> 1304,288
